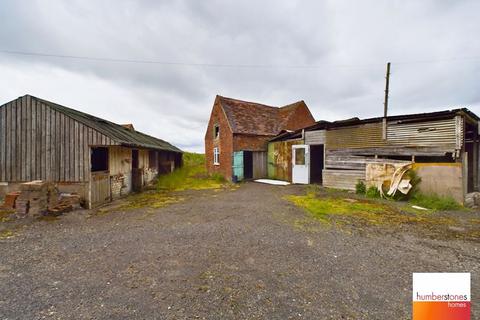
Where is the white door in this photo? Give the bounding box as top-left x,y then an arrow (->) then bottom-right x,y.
292,145 -> 309,184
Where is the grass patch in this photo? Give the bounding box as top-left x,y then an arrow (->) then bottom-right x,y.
119,192 -> 182,210
286,193 -> 398,226
286,190 -> 479,241
157,153 -> 228,191
0,209 -> 15,223
0,229 -> 14,239
409,193 -> 463,211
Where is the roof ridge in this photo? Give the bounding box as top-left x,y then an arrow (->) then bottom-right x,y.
217,95 -> 278,109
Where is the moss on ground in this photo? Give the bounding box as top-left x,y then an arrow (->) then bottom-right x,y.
119,192 -> 183,210
0,209 -> 15,223
0,229 -> 15,239
286,190 -> 479,241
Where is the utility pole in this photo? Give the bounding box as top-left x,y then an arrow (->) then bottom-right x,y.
382,62 -> 391,140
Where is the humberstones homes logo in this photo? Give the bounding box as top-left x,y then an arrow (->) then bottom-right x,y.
413,273 -> 471,320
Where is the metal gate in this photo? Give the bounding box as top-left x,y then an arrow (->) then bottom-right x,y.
90,172 -> 111,207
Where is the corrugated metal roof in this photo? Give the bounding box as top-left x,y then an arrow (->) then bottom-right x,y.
30,95 -> 182,153
270,108 -> 479,142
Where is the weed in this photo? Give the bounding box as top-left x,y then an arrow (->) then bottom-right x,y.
366,186 -> 381,199
409,193 -> 463,211
355,181 -> 366,195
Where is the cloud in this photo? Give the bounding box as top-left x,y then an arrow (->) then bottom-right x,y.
0,0 -> 479,152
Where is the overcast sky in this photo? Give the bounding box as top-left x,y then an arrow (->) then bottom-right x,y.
1,1 -> 479,152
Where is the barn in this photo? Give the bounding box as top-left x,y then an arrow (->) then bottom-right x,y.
0,95 -> 182,208
204,95 -> 315,181
269,108 -> 480,203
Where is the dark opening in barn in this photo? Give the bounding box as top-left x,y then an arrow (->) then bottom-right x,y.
91,147 -> 109,172
310,145 -> 324,183
243,151 -> 253,180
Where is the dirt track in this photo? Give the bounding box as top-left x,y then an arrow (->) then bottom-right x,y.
0,183 -> 478,319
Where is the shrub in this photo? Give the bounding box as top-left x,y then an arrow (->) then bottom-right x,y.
355,181 -> 366,195
366,186 -> 381,199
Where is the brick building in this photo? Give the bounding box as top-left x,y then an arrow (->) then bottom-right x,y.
204,95 -> 315,181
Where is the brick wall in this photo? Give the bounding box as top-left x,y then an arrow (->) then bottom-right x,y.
233,134 -> 272,152
283,102 -> 316,130
205,100 -> 233,180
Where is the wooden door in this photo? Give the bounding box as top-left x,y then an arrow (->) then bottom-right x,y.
90,172 -> 111,207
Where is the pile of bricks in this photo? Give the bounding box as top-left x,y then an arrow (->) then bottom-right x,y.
2,192 -> 21,209
47,193 -> 81,216
15,181 -> 57,218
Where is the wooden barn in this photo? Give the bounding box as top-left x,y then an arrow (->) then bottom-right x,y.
269,108 -> 480,203
0,95 -> 182,208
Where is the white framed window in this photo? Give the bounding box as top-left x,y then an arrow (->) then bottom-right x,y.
213,147 -> 220,165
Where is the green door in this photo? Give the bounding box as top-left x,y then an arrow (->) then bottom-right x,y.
232,151 -> 244,181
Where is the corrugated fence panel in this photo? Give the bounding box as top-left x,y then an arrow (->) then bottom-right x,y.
387,118 -> 457,148
326,122 -> 385,149
322,169 -> 365,190
305,130 -> 326,145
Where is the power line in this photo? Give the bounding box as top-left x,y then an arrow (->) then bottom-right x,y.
1,49 -> 480,69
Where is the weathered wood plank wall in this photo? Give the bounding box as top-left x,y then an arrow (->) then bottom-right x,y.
0,96 -> 116,182
252,151 -> 267,179
305,130 -> 326,145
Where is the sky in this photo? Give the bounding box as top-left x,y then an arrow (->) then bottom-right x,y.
1,0 -> 479,152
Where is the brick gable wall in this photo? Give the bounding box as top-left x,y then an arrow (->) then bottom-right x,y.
205,100 -> 233,180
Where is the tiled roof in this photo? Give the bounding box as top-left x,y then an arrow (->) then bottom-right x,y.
32,96 -> 182,153
218,95 -> 311,135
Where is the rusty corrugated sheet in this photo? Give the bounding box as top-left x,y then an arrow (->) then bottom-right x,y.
325,122 -> 385,149
267,140 -> 302,181
387,118 -> 459,149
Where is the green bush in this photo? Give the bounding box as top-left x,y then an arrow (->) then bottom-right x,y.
366,186 -> 381,199
355,181 -> 366,195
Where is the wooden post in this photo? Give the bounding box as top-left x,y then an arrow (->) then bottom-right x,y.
382,62 -> 391,140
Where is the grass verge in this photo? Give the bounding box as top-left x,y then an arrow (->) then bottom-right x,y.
157,153 -> 228,191
286,189 -> 479,241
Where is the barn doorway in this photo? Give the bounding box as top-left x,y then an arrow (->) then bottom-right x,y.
309,145 -> 324,184
243,151 -> 253,180
131,149 -> 142,192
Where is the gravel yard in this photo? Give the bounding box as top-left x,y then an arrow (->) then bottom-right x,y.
0,182 -> 479,319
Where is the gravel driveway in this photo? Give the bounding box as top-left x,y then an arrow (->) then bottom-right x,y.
0,183 -> 478,319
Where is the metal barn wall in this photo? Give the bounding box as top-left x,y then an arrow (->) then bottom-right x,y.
325,122 -> 385,150
0,95 -> 116,183
305,130 -> 326,145
387,117 -> 461,149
